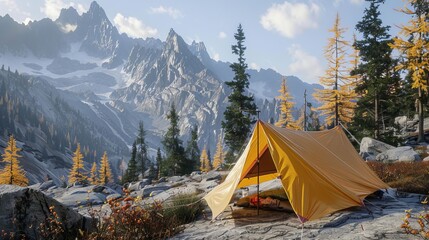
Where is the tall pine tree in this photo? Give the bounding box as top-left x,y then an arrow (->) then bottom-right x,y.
186,125 -> 200,171
222,24 -> 256,163
156,147 -> 163,179
0,135 -> 28,186
162,104 -> 189,176
136,121 -> 148,177
352,0 -> 401,140
123,141 -> 138,183
390,0 -> 429,143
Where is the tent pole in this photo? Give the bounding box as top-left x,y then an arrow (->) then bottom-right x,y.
304,89 -> 307,131
257,111 -> 260,216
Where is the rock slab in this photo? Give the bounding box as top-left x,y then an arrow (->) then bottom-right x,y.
0,184 -> 90,239
360,137 -> 395,160
376,146 -> 421,162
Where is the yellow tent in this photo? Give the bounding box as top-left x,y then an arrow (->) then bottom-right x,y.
204,121 -> 388,223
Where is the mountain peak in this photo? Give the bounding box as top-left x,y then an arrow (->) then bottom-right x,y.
87,1 -> 108,20
190,41 -> 207,52
167,28 -> 178,39
89,1 -> 102,12
188,40 -> 211,65
56,7 -> 80,26
165,28 -> 188,53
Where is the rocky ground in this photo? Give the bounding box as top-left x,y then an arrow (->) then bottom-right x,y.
174,190 -> 425,239
0,171 -> 427,239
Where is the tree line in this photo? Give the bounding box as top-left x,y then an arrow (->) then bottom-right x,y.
121,105 -> 227,184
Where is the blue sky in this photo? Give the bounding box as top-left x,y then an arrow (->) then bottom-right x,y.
0,0 -> 410,84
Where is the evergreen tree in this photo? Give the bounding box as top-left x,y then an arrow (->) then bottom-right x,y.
212,134 -> 225,170
136,121 -> 148,177
186,125 -> 200,171
68,143 -> 86,185
89,161 -> 98,185
314,13 -> 356,127
0,135 -> 28,186
199,147 -> 211,172
348,34 -> 362,89
352,0 -> 402,140
275,77 -> 298,129
155,147 -> 163,179
390,0 -> 429,143
147,161 -> 156,180
99,151 -> 113,185
308,103 -> 322,131
222,24 -> 257,163
162,104 -> 189,175
123,141 -> 138,183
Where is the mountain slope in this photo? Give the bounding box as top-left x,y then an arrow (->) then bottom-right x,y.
0,68 -> 129,184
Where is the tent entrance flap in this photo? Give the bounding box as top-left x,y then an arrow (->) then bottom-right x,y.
241,147 -> 277,179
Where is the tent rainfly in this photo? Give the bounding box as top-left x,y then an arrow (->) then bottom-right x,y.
204,121 -> 388,223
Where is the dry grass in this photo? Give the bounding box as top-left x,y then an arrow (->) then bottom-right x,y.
368,161 -> 429,194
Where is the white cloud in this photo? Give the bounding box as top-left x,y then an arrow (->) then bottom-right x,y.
349,0 -> 364,5
41,0 -> 87,20
287,45 -> 323,84
0,0 -> 31,21
249,63 -> 260,71
60,24 -> 77,32
213,53 -> 220,61
218,31 -> 227,39
0,0 -> 18,12
113,13 -> 158,39
23,17 -> 33,25
41,0 -> 65,19
71,2 -> 86,14
151,6 -> 183,19
333,0 -> 363,6
260,1 -> 320,38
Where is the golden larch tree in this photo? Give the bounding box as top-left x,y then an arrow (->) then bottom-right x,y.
99,151 -> 113,185
89,161 -> 98,185
200,147 -> 211,172
390,0 -> 429,143
212,134 -> 224,169
275,77 -> 298,129
68,143 -> 86,185
0,135 -> 28,186
314,13 -> 356,126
